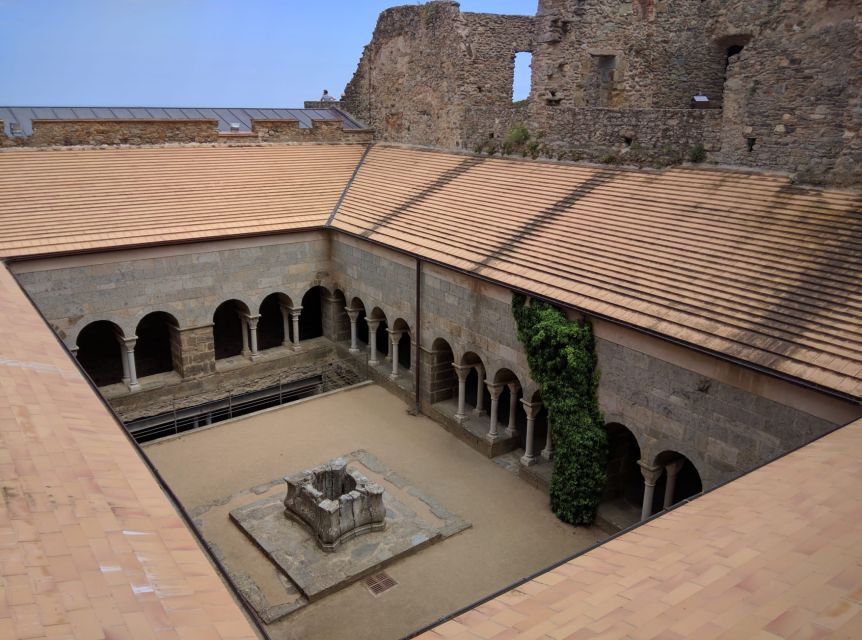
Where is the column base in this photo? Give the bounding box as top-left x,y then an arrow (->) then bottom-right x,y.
348,347 -> 360,354
128,382 -> 141,392
505,427 -> 518,438
388,373 -> 399,381
520,453 -> 537,467
369,359 -> 379,366
541,449 -> 553,461
486,431 -> 501,442
250,353 -> 260,361
454,413 -> 468,424
292,345 -> 302,352
472,408 -> 486,416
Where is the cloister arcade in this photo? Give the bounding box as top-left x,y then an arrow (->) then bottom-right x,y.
70,284 -> 704,523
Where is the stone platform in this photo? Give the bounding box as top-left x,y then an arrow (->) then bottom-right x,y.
202,449 -> 469,622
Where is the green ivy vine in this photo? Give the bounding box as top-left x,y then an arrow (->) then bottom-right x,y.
512,293 -> 608,525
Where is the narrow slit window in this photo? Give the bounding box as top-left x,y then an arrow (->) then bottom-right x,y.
513,51 -> 532,103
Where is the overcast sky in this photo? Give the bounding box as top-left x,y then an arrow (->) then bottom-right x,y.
0,0 -> 537,107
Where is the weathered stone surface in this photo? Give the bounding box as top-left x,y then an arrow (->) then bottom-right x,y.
284,459 -> 386,552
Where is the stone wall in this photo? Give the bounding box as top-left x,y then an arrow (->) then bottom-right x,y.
2,118 -> 372,147
14,232 -> 858,488
345,0 -> 861,185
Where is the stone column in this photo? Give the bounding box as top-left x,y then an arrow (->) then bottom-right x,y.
472,365 -> 486,415
366,319 -> 381,364
520,400 -> 542,466
388,330 -> 404,379
289,306 -> 303,351
122,337 -> 140,390
281,304 -> 292,347
69,346 -> 79,359
541,411 -> 554,461
486,381 -> 504,440
119,335 -> 130,384
345,307 -> 361,353
452,364 -> 470,423
505,382 -> 521,438
245,314 -> 260,360
663,459 -> 685,509
638,460 -> 664,521
240,315 -> 250,357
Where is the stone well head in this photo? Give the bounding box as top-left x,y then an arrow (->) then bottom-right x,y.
284,458 -> 385,552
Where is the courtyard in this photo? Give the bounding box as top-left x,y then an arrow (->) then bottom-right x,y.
144,382 -> 606,639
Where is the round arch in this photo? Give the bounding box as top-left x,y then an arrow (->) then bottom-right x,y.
299,285 -> 332,341
652,450 -> 702,512
76,320 -> 125,387
492,367 -> 524,439
257,292 -> 293,351
603,422 -> 644,509
460,351 -> 488,414
391,318 -> 412,370
134,311 -> 179,378
428,338 -> 456,404
213,299 -> 250,360
350,298 -> 369,348
368,307 -> 389,360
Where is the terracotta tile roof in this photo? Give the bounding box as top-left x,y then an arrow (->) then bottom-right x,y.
333,145 -> 862,399
0,144 -> 366,258
417,416 -> 862,640
0,265 -> 258,639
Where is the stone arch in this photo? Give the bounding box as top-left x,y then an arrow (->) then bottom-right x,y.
134,311 -> 179,378
299,285 -> 332,341
257,293 -> 294,351
651,450 -> 703,513
350,297 -> 369,348
368,307 -> 389,361
75,320 -> 125,387
460,351 -> 489,414
492,367 -> 525,440
391,318 -> 412,371
67,314 -> 130,347
213,299 -> 250,360
428,337 -> 456,404
603,422 -> 644,510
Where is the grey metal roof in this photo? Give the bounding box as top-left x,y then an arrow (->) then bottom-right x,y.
0,106 -> 366,135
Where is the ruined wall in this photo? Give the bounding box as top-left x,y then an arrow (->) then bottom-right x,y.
346,0 -> 860,185
343,1 -> 534,149
711,0 -> 861,185
2,118 -> 372,147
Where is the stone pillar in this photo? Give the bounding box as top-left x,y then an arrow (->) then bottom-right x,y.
345,307 -> 361,353
122,337 -> 139,390
452,364 -> 470,423
119,336 -> 130,384
638,460 -> 664,521
281,304 -> 292,347
289,306 -> 303,351
472,365 -> 486,415
366,319 -> 381,364
486,381 -> 504,440
663,459 -> 685,509
69,346 -> 79,359
177,324 -> 216,378
520,400 -> 542,466
541,412 -> 553,461
388,330 -> 404,379
505,382 -> 521,438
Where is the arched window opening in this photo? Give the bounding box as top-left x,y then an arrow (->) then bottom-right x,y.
369,308 -> 389,360
258,293 -> 291,351
76,321 -> 124,386
134,312 -> 178,378
300,286 -> 326,341
352,298 -> 369,347
328,290 -> 350,343
603,423 -> 643,509
429,338 -> 456,403
493,368 -> 525,437
213,300 -> 249,360
652,451 -> 703,513
461,352 -> 488,413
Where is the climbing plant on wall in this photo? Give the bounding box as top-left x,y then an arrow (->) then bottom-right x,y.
512,293 -> 608,525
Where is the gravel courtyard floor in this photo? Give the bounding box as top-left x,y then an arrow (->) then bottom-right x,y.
144,383 -> 605,640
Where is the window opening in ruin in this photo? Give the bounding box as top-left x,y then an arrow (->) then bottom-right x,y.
725,44 -> 744,72
747,137 -> 756,152
512,51 -> 532,104
623,136 -> 633,147
587,55 -> 618,107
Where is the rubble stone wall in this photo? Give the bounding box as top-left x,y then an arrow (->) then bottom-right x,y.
345,0 -> 861,185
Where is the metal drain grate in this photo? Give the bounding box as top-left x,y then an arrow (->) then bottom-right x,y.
364,572 -> 398,597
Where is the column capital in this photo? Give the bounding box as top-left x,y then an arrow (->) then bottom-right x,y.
344,307 -> 362,321
288,306 -> 303,318
121,336 -> 138,350
638,460 -> 664,486
485,381 -> 505,399
507,381 -> 521,394
241,313 -> 261,327
366,318 -> 381,330
520,398 -> 542,418
387,328 -> 405,340
664,458 -> 685,477
452,363 -> 471,381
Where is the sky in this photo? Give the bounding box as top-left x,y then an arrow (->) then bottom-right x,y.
0,0 -> 537,107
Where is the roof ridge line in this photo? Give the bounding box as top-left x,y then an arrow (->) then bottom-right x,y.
326,142 -> 374,227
